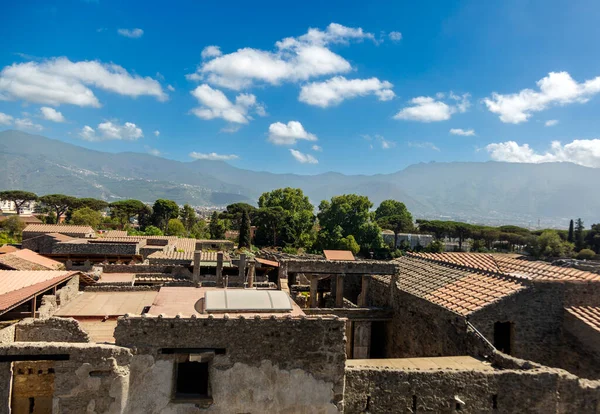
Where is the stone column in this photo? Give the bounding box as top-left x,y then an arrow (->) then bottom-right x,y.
335,274 -> 345,307
247,261 -> 255,288
216,252 -> 224,287
193,250 -> 202,283
238,253 -> 246,280
310,275 -> 318,308
358,275 -> 371,307
277,261 -> 288,290
353,321 -> 372,359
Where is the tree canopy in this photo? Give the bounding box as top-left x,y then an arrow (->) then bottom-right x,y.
0,190 -> 38,215
39,194 -> 77,224
151,199 -> 180,231
71,207 -> 103,229
109,200 -> 148,229
375,200 -> 413,248
209,211 -> 226,240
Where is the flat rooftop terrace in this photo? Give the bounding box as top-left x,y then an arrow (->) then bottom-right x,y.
55,291 -> 157,317
346,356 -> 495,371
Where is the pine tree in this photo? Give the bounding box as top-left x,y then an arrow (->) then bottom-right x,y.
238,210 -> 252,249
567,219 -> 574,243
209,211 -> 226,240
574,218 -> 585,251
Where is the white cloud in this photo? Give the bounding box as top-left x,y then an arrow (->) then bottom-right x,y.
299,76 -> 394,107
190,84 -> 264,124
145,147 -> 161,156
0,112 -> 13,125
118,28 -> 144,38
190,23 -> 376,90
220,125 -> 241,133
486,139 -> 600,168
312,144 -> 322,151
154,130 -> 160,137
483,72 -> 600,124
268,121 -> 318,145
79,121 -> 143,142
389,31 -> 402,41
167,85 -> 175,92
201,46 -> 222,59
290,149 -> 318,164
14,118 -> 43,131
450,128 -> 475,136
545,119 -> 559,127
394,93 -> 470,122
381,138 -> 395,149
189,151 -> 239,161
0,57 -> 167,107
408,141 -> 440,151
40,106 -> 65,122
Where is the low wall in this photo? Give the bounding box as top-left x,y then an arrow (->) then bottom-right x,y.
37,275 -> 80,318
15,317 -> 89,343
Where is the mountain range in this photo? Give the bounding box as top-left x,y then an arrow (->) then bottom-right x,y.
1,130 -> 599,228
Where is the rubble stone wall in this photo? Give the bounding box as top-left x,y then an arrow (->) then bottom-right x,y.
15,317 -> 90,343
53,242 -> 139,255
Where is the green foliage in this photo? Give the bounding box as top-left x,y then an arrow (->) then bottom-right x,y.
0,216 -> 26,239
142,225 -> 163,236
109,199 -> 148,229
179,204 -> 198,232
166,218 -> 186,236
282,246 -> 299,255
574,218 -> 585,251
0,232 -> 19,245
209,211 -> 226,240
151,199 -> 179,231
425,239 -> 445,253
536,230 -> 574,258
338,235 -> 360,254
73,198 -> 109,211
238,210 -> 252,249
585,224 -> 600,254
417,220 -> 453,240
39,194 -> 77,223
221,202 -> 257,230
568,219 -> 574,243
0,190 -> 38,214
577,249 -> 596,260
190,221 -> 209,239
375,200 -> 414,248
71,207 -> 102,229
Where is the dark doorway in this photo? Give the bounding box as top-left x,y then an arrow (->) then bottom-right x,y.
174,361 -> 209,400
494,321 -> 513,355
370,321 -> 387,358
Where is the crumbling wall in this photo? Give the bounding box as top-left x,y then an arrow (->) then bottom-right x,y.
0,342 -> 131,414
37,275 -> 80,318
0,325 -> 15,343
15,317 -> 90,342
344,365 -> 600,414
560,310 -> 600,379
115,315 -> 346,413
367,276 -> 470,358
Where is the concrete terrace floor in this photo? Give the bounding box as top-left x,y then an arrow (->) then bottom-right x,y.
346,356 -> 495,371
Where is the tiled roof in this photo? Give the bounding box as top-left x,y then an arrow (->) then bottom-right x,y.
392,256 -> 525,316
0,215 -> 42,224
0,249 -> 63,271
174,238 -> 197,252
91,237 -> 145,243
0,245 -> 18,254
409,252 -> 600,282
104,230 -> 128,237
566,306 -> 600,332
324,250 -> 355,261
255,257 -> 279,267
23,224 -> 95,235
148,250 -> 230,263
0,270 -> 78,313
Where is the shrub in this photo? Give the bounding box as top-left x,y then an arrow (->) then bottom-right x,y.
577,249 -> 596,260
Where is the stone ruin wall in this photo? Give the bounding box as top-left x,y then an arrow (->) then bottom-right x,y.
14,317 -> 90,343
114,315 -> 347,413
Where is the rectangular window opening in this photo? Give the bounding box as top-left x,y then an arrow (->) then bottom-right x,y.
493,321 -> 514,355
174,361 -> 210,400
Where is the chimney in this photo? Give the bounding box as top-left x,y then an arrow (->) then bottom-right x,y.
193,250 -> 202,283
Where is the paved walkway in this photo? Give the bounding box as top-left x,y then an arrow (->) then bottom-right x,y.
346,356 -> 495,371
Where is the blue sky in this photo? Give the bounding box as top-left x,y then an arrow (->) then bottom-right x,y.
1,0 -> 600,174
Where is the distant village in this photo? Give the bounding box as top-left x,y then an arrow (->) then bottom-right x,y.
0,188 -> 600,413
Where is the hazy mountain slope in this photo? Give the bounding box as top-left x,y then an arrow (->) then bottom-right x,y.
1,130 -> 599,225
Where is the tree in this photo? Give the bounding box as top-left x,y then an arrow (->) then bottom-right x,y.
574,218 -> 585,251
71,207 -> 102,229
238,210 -> 252,249
221,203 -> 257,230
109,200 -> 148,229
585,224 -> 600,254
39,194 -> 77,224
0,190 -> 38,215
417,220 -> 453,240
568,220 -> 574,243
179,204 -> 199,232
450,222 -> 472,251
338,235 -> 360,255
166,218 -> 186,237
375,200 -> 414,248
190,221 -> 209,239
74,198 -> 109,211
577,249 -> 596,260
255,188 -> 315,248
151,199 -> 180,232
143,225 -> 163,236
209,211 -> 226,240
537,230 -> 573,258
0,216 -> 26,239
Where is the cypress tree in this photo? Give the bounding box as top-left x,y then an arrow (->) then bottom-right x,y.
574,218 -> 585,251
568,219 -> 574,243
238,210 -> 251,249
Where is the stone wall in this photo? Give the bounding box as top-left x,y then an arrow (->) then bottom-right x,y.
53,241 -> 140,255
37,275 -> 80,318
15,317 -> 90,343
344,365 -> 600,414
367,276 -> 471,358
85,285 -> 160,292
564,280 -> 600,307
0,325 -> 15,344
115,315 -> 346,413
0,342 -> 131,414
102,264 -> 172,273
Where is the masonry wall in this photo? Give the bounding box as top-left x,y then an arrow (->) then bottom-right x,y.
52,242 -> 140,255
115,315 -> 346,413
344,365 -> 600,414
367,276 -> 470,358
37,275 -> 80,318
560,311 -> 600,379
15,317 -> 90,343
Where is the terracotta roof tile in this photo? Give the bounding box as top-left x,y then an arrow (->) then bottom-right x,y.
323,250 -> 355,261
566,306 -> 600,332
23,224 -> 95,236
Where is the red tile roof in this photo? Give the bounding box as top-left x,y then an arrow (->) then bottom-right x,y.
566,306 -> 600,332
255,257 -> 279,267
324,250 -> 355,261
0,249 -> 63,271
23,224 -> 95,236
0,270 -> 78,314
390,256 -> 525,316
409,252 -> 600,282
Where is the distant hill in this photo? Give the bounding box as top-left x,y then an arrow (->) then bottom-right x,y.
1,129 -> 599,227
